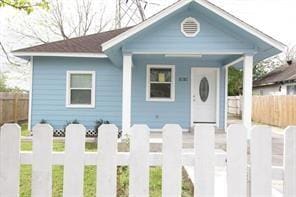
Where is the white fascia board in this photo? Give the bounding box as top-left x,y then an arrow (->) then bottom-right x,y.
102,0 -> 286,52
12,52 -> 108,58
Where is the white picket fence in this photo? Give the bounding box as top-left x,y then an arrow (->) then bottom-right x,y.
0,123 -> 295,197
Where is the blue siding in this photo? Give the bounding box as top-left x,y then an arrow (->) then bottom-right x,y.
31,56 -> 226,130
124,10 -> 255,54
131,55 -> 225,129
31,57 -> 122,129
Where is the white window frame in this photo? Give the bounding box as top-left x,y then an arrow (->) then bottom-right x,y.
146,64 -> 175,102
66,70 -> 96,108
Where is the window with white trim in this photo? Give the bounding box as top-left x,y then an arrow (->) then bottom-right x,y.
146,65 -> 175,101
66,71 -> 95,108
287,84 -> 296,95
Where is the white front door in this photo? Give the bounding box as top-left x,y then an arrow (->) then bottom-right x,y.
191,68 -> 217,124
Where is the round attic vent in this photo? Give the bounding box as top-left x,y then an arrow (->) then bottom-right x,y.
181,17 -> 200,37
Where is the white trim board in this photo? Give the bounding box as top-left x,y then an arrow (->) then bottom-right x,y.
190,67 -> 220,128
150,128 -> 189,132
102,0 -> 285,52
12,52 -> 108,58
224,66 -> 228,131
28,56 -> 33,131
223,57 -> 245,68
131,51 -> 253,55
122,54 -> 133,133
65,70 -> 96,108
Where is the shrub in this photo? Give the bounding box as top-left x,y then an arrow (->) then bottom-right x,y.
39,119 -> 47,124
94,119 -> 110,132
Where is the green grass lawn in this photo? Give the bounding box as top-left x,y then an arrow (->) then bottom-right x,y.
20,123 -> 193,196
21,123 -> 31,137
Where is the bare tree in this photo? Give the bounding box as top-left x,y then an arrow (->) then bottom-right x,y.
0,42 -> 23,66
1,0 -> 108,69
0,0 -> 108,89
11,0 -> 109,44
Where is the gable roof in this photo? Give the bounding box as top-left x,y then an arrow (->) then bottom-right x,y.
13,27 -> 131,58
102,0 -> 286,52
13,0 -> 286,59
253,63 -> 296,87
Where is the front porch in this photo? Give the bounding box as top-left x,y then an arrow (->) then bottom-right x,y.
121,53 -> 254,132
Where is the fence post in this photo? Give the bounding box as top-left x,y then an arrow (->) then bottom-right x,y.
0,124 -> 21,196
227,124 -> 247,197
13,93 -> 19,123
97,124 -> 118,197
63,124 -> 86,197
250,126 -> 272,196
194,124 -> 215,197
0,95 -> 3,124
32,124 -> 53,197
129,125 -> 149,197
162,124 -> 182,197
283,126 -> 296,197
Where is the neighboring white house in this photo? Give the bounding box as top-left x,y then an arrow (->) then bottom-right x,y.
253,62 -> 296,95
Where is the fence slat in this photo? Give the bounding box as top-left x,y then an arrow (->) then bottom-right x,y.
129,125 -> 149,197
194,124 -> 215,197
0,124 -> 20,196
284,126 -> 296,197
227,124 -> 247,197
32,124 -> 53,197
251,126 -> 272,196
162,124 -> 182,196
97,124 -> 118,197
63,124 -> 86,197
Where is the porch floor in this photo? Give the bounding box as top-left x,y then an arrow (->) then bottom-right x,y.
149,127 -> 226,150
149,122 -> 284,167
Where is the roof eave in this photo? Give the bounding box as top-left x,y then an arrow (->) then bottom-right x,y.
12,51 -> 108,58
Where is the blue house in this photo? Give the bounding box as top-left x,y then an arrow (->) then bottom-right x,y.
13,0 -> 285,132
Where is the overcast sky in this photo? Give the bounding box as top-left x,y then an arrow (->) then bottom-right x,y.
1,0 -> 296,89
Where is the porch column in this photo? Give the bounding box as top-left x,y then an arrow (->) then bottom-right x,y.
122,53 -> 132,134
242,55 -> 253,129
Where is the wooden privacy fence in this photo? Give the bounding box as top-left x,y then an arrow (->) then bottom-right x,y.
0,123 -> 296,196
252,95 -> 296,128
0,92 -> 29,124
227,96 -> 241,117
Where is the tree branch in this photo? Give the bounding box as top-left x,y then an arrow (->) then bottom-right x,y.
0,42 -> 24,67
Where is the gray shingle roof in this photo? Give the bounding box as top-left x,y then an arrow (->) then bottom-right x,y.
13,27 -> 132,54
253,63 -> 296,87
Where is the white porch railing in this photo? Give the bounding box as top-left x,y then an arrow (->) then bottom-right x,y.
0,123 -> 295,196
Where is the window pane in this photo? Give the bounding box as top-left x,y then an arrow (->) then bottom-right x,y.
150,68 -> 171,82
287,85 -> 296,95
70,74 -> 92,88
71,89 -> 92,104
150,84 -> 171,98
199,77 -> 209,102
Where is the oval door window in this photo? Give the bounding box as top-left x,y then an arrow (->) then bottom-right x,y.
199,77 -> 209,102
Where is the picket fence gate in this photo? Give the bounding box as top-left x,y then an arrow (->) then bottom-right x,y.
0,123 -> 295,197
